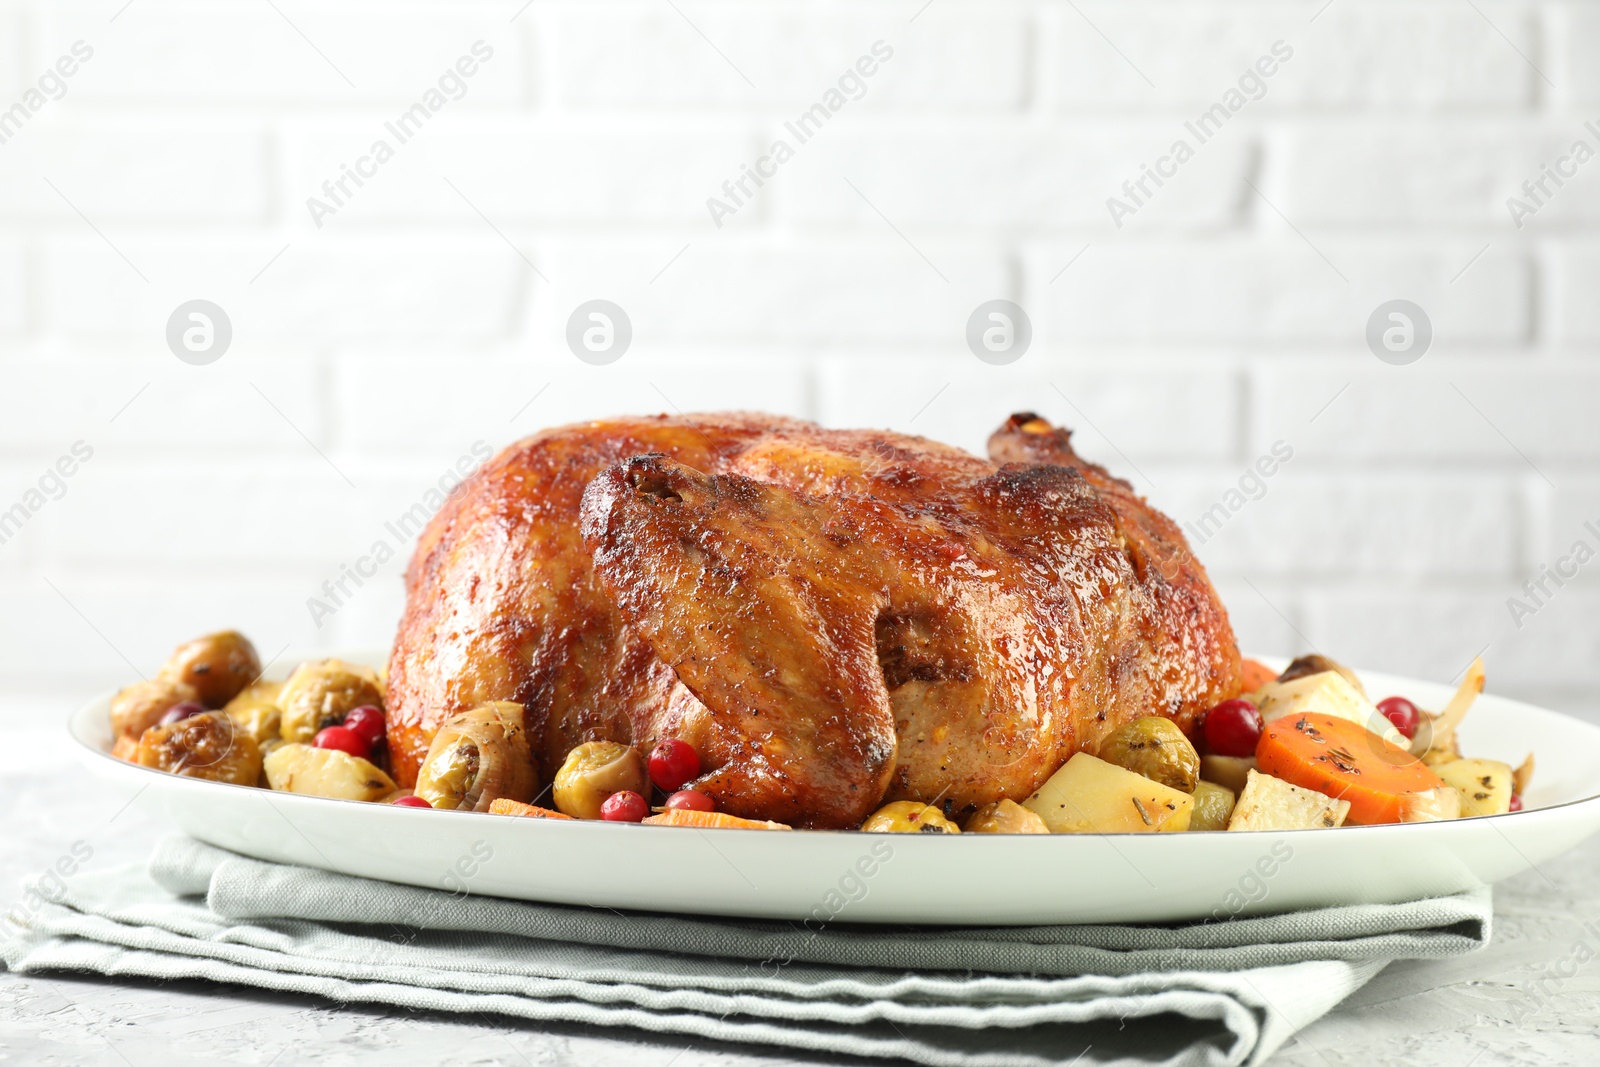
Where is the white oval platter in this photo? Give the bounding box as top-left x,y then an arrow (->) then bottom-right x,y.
70,657 -> 1600,926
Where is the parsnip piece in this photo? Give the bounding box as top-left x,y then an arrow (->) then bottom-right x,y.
1399,786 -> 1462,822
1022,753 -> 1194,833
1255,671 -> 1407,749
1227,769 -> 1350,831
1276,654 -> 1367,697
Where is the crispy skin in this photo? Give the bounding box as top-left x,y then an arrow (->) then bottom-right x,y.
581,456 -> 898,829
386,412 -> 1241,828
986,412 -> 1244,740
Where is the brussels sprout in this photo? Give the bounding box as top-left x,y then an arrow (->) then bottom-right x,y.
1097,716 -> 1200,793
861,800 -> 960,834
552,740 -> 647,820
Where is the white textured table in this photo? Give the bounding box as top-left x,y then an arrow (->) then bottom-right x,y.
4,735 -> 1599,1067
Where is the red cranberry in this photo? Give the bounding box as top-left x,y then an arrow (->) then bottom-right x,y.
314,725 -> 369,759
1509,794 -> 1523,813
391,794 -> 432,808
158,701 -> 206,726
343,705 -> 386,747
665,789 -> 715,812
1376,696 -> 1421,740
1202,699 -> 1264,757
601,790 -> 649,822
648,738 -> 700,792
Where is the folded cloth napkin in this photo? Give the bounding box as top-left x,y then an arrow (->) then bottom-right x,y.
2,836 -> 1491,1067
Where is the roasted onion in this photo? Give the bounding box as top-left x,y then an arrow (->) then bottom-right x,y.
414,701 -> 537,812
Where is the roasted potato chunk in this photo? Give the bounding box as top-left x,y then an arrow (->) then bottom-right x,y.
135,712 -> 261,786
552,741 -> 647,820
264,742 -> 396,801
414,702 -> 537,812
1023,753 -> 1193,833
225,680 -> 281,707
159,631 -> 261,707
223,682 -> 283,748
1097,716 -> 1200,793
110,677 -> 199,740
861,800 -> 960,834
277,659 -> 384,743
1435,758 -> 1513,817
963,799 -> 1048,834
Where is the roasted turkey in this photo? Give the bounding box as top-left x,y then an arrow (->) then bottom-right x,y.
386,412 -> 1242,829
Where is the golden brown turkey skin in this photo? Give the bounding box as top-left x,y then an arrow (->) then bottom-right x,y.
386,412 -> 1241,828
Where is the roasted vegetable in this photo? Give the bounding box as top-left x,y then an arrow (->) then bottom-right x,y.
1256,712 -> 1444,825
1239,658 -> 1278,694
413,701 -> 537,812
1023,753 -> 1193,833
1418,731 -> 1463,767
1199,754 -> 1256,795
1228,769 -> 1350,831
1412,658 -> 1485,762
159,631 -> 261,707
488,798 -> 574,820
135,712 -> 261,786
552,740 -> 647,820
223,681 -> 283,748
1097,716 -> 1200,793
1255,671 -> 1407,748
861,800 -> 960,833
222,679 -> 281,712
110,677 -> 199,740
1434,758 -> 1513,817
1276,654 -> 1366,696
263,742 -> 396,801
1187,780 -> 1236,831
963,799 -> 1049,834
277,659 -> 384,743
1399,786 -> 1462,822
643,809 -> 791,830
1513,753 -> 1535,799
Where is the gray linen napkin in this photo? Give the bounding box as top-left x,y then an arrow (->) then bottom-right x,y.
1,836 -> 1492,1067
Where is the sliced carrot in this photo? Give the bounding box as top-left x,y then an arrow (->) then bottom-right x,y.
488,798 -> 574,820
642,809 -> 792,830
1257,712 -> 1444,825
1239,658 -> 1278,693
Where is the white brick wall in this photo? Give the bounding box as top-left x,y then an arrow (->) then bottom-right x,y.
3,0 -> 1598,730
